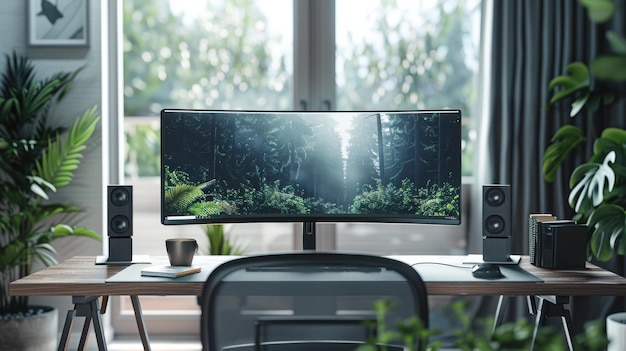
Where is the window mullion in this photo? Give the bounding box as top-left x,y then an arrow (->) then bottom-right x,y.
294,0 -> 336,111
293,0 -> 310,110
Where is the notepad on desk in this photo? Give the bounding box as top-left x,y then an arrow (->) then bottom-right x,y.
141,265 -> 201,278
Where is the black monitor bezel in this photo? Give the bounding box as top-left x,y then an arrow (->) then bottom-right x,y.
160,108 -> 462,226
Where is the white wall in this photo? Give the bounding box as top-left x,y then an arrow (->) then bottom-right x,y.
0,0 -> 105,331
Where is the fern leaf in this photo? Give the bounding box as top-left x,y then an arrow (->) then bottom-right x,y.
35,107 -> 99,188
165,183 -> 209,214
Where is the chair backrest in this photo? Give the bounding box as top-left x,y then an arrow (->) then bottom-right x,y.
199,252 -> 429,351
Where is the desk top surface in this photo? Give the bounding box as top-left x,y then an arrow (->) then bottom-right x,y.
10,255 -> 626,297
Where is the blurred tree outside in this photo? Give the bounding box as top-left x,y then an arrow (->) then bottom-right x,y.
336,0 -> 477,112
123,0 -> 480,178
124,0 -> 291,116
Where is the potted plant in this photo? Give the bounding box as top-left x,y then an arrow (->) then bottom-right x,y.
0,52 -> 101,349
542,0 -> 626,262
203,223 -> 247,255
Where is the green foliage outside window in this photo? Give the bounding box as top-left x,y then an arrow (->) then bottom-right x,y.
123,0 -> 479,178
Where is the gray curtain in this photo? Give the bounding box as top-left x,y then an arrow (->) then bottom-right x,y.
482,0 -> 596,251
475,0 -> 626,334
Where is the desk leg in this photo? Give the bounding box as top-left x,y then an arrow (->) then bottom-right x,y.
526,295 -> 537,315
492,295 -> 507,334
130,296 -> 152,351
57,296 -> 107,351
90,297 -> 108,351
59,309 -> 77,351
101,296 -> 109,313
77,312 -> 92,350
530,296 -> 574,351
492,295 -> 537,334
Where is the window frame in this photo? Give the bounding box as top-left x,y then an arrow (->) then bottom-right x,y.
109,0 -> 483,337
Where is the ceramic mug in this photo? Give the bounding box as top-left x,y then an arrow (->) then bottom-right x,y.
166,238 -> 198,266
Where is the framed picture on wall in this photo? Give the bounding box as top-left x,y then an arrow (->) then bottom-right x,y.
27,0 -> 89,47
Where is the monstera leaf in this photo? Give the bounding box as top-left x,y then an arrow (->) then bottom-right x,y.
569,151 -> 616,212
543,125 -> 586,182
567,128 -> 626,261
590,31 -> 626,81
578,0 -> 616,23
591,55 -> 626,81
588,204 -> 626,261
548,62 -> 590,110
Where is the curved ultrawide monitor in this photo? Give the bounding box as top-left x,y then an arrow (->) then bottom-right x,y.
161,109 -> 462,225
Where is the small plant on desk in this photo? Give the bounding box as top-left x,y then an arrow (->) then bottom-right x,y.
204,224 -> 247,255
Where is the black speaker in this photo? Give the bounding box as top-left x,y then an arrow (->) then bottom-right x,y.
483,185 -> 511,238
482,184 -> 511,262
108,185 -> 133,238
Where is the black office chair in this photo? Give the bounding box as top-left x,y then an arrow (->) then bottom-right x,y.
199,252 -> 429,351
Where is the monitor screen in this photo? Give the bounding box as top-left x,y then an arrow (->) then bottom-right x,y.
161,109 -> 461,226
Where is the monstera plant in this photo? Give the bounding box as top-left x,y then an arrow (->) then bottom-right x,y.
543,0 -> 626,261
0,52 -> 101,317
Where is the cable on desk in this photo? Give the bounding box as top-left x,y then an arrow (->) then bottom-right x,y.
411,262 -> 473,270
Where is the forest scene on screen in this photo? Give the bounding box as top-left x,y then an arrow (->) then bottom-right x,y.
162,111 -> 461,222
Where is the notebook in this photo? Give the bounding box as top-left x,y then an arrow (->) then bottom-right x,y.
140,265 -> 201,278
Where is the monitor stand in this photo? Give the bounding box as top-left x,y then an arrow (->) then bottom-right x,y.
302,221 -> 316,250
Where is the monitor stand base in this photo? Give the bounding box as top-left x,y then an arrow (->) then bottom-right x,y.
95,255 -> 151,265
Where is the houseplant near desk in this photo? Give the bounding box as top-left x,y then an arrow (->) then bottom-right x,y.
0,52 -> 101,349
203,224 -> 247,255
543,1 -> 626,262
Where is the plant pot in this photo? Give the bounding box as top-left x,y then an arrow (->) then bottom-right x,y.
607,312 -> 626,351
0,305 -> 58,351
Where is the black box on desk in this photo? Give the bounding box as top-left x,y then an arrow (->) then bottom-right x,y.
531,219 -> 573,267
539,222 -> 588,269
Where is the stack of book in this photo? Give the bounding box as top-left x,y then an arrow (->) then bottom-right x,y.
529,214 -> 588,269
528,214 -> 556,265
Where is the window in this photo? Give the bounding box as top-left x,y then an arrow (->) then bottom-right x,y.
119,0 -> 481,337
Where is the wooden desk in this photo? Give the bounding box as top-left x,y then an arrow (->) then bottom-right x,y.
10,255 -> 626,297
9,255 -> 626,351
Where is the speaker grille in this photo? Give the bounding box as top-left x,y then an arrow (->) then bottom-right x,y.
108,185 -> 133,237
484,214 -> 505,235
110,187 -> 131,206
484,187 -> 505,207
482,185 -> 511,238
